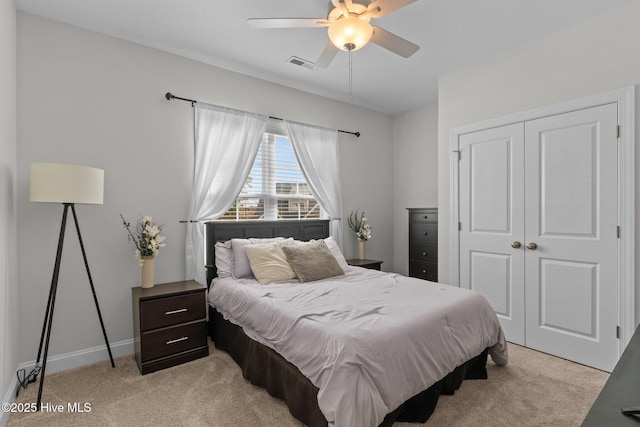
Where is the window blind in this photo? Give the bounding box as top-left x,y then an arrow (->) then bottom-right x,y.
220,133 -> 320,221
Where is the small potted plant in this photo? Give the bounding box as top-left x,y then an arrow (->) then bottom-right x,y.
348,210 -> 372,259
121,214 -> 166,288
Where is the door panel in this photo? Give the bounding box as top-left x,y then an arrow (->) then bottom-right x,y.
469,251 -> 511,316
470,139 -> 511,232
539,123 -> 598,237
539,258 -> 597,338
524,103 -> 618,371
459,123 -> 525,345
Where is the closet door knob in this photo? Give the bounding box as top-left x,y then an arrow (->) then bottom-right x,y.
511,241 -> 521,249
527,242 -> 538,250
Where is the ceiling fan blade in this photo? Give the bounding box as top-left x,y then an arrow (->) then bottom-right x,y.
315,42 -> 339,69
371,26 -> 419,58
367,0 -> 417,19
247,18 -> 330,29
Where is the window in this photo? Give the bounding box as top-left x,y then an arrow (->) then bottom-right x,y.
220,132 -> 320,221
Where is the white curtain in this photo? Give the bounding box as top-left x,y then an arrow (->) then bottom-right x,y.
186,103 -> 267,284
284,120 -> 344,248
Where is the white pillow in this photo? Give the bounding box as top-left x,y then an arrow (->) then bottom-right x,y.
231,239 -> 253,279
245,238 -> 297,285
231,237 -> 285,279
214,240 -> 232,278
249,237 -> 285,244
324,236 -> 350,273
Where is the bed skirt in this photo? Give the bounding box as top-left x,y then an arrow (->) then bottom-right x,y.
210,307 -> 489,427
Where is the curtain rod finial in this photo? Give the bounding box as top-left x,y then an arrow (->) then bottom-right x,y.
165,92 -> 174,101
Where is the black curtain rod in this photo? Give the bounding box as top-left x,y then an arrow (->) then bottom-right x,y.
165,92 -> 360,138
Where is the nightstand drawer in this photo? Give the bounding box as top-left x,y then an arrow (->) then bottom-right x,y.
141,320 -> 207,362
411,223 -> 438,246
411,213 -> 438,223
409,261 -> 438,282
409,245 -> 437,263
140,293 -> 206,331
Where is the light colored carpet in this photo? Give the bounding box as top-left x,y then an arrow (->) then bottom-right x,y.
7,340 -> 607,427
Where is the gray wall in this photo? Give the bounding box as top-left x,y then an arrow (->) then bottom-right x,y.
16,12 -> 394,362
437,2 -> 640,322
392,104 -> 438,275
0,0 -> 18,405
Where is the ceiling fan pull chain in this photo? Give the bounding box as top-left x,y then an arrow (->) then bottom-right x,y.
348,47 -> 353,103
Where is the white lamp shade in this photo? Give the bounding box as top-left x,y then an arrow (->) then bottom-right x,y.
30,163 -> 104,205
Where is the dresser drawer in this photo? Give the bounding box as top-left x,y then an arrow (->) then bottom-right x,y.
409,261 -> 438,282
411,223 -> 438,246
409,245 -> 437,263
411,212 -> 438,223
141,320 -> 207,362
140,292 -> 206,331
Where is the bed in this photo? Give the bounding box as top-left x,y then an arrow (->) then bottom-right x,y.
205,219 -> 508,427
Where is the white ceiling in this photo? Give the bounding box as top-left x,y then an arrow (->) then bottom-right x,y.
15,0 -> 635,115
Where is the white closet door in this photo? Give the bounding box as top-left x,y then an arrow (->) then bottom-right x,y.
459,123 -> 526,345
524,103 -> 619,371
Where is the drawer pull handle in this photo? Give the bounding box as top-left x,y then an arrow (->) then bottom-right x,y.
422,270 -> 427,274
422,252 -> 427,256
166,336 -> 189,345
423,232 -> 428,235
165,308 -> 187,315
424,216 -> 428,219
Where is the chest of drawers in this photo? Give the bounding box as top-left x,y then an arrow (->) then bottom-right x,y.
132,280 -> 209,374
408,208 -> 438,281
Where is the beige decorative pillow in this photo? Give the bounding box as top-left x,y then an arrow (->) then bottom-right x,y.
231,237 -> 286,279
244,238 -> 297,285
282,240 -> 345,283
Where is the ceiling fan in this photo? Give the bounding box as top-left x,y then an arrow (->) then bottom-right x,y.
247,0 -> 420,69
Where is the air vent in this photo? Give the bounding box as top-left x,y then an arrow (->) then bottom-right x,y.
287,56 -> 315,70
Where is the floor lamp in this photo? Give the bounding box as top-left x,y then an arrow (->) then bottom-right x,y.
27,163 -> 115,409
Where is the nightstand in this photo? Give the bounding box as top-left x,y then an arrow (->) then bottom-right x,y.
347,258 -> 383,271
132,280 -> 209,375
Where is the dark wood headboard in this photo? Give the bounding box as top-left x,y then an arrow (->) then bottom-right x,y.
204,219 -> 330,285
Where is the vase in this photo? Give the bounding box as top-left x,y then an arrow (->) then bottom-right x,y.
141,256 -> 155,288
358,239 -> 366,260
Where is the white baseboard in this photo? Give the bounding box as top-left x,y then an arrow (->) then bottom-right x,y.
15,338 -> 134,375
1,339 -> 133,427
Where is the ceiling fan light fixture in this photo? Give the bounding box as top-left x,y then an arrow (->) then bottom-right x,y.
328,15 -> 373,51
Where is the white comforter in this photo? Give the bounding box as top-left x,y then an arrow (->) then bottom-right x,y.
209,267 -> 508,427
